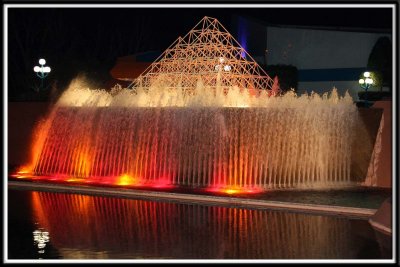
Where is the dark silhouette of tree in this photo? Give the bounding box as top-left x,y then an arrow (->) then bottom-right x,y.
8,9 -> 155,101
367,36 -> 392,92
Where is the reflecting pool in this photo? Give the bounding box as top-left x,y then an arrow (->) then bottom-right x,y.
7,189 -> 391,260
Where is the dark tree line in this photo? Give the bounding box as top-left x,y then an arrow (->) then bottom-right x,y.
8,8 -> 154,101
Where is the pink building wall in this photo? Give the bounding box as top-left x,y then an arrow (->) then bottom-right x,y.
367,100 -> 392,188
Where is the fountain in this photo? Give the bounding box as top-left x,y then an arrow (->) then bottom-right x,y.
17,17 -> 360,191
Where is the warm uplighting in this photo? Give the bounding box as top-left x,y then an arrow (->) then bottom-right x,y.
17,170 -> 30,175
71,149 -> 91,178
117,174 -> 137,186
206,186 -> 263,195
14,166 -> 33,178
66,178 -> 85,183
224,188 -> 240,194
15,175 -> 29,179
17,165 -> 32,174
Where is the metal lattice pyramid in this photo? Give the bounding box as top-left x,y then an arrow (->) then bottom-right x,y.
129,16 -> 276,94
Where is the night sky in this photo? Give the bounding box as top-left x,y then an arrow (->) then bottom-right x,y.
7,6 -> 393,100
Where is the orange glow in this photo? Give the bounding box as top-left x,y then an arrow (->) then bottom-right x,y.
14,166 -> 34,178
31,191 -> 50,230
17,166 -> 32,174
224,188 -> 240,194
14,175 -> 28,179
66,178 -> 85,183
28,117 -> 53,174
206,185 -> 263,195
71,147 -> 91,178
117,174 -> 138,186
15,175 -> 29,179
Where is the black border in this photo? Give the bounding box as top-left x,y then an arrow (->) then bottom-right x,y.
3,1 -> 399,264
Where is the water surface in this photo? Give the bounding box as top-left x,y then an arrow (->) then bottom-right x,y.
7,189 -> 391,260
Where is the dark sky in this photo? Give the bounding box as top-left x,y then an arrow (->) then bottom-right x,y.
7,6 -> 393,99
9,7 -> 392,55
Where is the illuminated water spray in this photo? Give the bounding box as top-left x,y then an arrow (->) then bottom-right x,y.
19,17 -> 358,191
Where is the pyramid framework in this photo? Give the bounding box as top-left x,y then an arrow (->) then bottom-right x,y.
129,16 -> 276,94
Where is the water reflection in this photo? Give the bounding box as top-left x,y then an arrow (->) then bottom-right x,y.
29,191 -> 373,259
32,228 -> 50,256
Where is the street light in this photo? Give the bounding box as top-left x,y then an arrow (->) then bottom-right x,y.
33,58 -> 51,91
358,71 -> 374,107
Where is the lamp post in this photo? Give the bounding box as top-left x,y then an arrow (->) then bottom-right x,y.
33,58 -> 51,92
358,71 -> 374,107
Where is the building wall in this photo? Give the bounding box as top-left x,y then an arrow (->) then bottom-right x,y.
367,100 -> 392,188
266,26 -> 389,69
265,26 -> 391,100
7,102 -> 52,168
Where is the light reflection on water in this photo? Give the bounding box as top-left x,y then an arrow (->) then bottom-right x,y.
8,190 -> 388,259
32,228 -> 50,258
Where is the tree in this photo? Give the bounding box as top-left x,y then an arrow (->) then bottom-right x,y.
367,36 -> 392,92
8,9 -> 155,101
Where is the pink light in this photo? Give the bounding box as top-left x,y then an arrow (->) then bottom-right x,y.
147,177 -> 174,189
